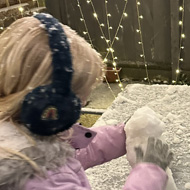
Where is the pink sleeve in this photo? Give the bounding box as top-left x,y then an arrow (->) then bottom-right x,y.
123,163 -> 168,190
75,123 -> 126,170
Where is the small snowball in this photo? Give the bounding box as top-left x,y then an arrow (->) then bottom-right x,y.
176,129 -> 183,135
185,183 -> 190,189
173,137 -> 181,144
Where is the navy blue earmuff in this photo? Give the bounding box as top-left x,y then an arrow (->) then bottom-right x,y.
21,13 -> 81,136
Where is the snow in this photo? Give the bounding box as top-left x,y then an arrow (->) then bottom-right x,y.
185,183 -> 190,189
86,84 -> 190,190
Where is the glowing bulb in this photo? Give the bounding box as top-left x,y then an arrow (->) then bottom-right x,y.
19,7 -> 24,12
83,31 -> 87,35
87,0 -> 90,3
179,21 -> 183,25
139,15 -> 143,19
136,29 -> 140,32
113,62 -> 117,66
109,26 -> 113,30
119,25 -> 123,28
115,37 -> 119,40
101,36 -> 104,39
106,39 -> 110,43
137,2 -> 141,5
103,58 -> 108,63
179,6 -> 183,11
140,54 -> 144,57
116,79 -> 119,82
0,27 -> 4,30
107,48 -> 114,52
181,46 -> 184,49
80,18 -> 84,21
123,13 -> 128,17
172,80 -> 176,83
119,83 -> 123,87
114,73 -> 117,75
114,57 -> 118,59
179,58 -> 184,61
138,41 -> 142,44
100,23 -> 105,27
107,13 -> 111,17
105,0 -> 108,3
181,34 -> 185,38
176,69 -> 180,74
93,13 -> 98,18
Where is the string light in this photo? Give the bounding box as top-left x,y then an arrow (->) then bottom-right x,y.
93,13 -> 98,19
181,33 -> 185,38
176,0 -> 185,82
135,0 -> 150,84
86,0 -> 128,91
18,7 -> 24,13
76,0 -> 94,48
77,0 -> 129,93
113,62 -> 117,66
103,58 -> 108,63
179,21 -> 183,25
123,13 -> 128,17
179,6 -> 183,11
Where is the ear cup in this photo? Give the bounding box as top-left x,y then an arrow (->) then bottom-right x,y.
21,85 -> 81,136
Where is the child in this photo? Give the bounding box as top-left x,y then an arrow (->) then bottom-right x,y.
0,13 -> 172,190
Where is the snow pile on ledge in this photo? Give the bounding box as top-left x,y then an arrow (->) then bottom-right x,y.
86,84 -> 190,190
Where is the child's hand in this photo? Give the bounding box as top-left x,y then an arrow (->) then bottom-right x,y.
135,137 -> 173,170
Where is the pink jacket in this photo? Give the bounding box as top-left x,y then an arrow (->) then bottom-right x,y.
25,123 -> 168,190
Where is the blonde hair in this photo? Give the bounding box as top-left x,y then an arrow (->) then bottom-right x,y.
0,16 -> 105,123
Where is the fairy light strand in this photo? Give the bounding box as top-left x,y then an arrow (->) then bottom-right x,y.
77,0 -> 94,48
176,0 -> 185,82
104,0 -> 123,90
88,0 -> 130,90
135,0 -> 150,84
77,0 -> 117,96
103,0 -> 128,61
104,0 -> 112,46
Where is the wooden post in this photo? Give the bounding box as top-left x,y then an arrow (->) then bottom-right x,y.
170,0 -> 180,82
5,0 -> 10,6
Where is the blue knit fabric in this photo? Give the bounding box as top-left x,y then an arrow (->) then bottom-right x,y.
21,13 -> 81,136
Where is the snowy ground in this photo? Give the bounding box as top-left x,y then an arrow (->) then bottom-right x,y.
85,84 -> 190,190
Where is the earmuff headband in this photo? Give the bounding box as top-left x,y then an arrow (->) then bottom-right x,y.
21,13 -> 81,136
